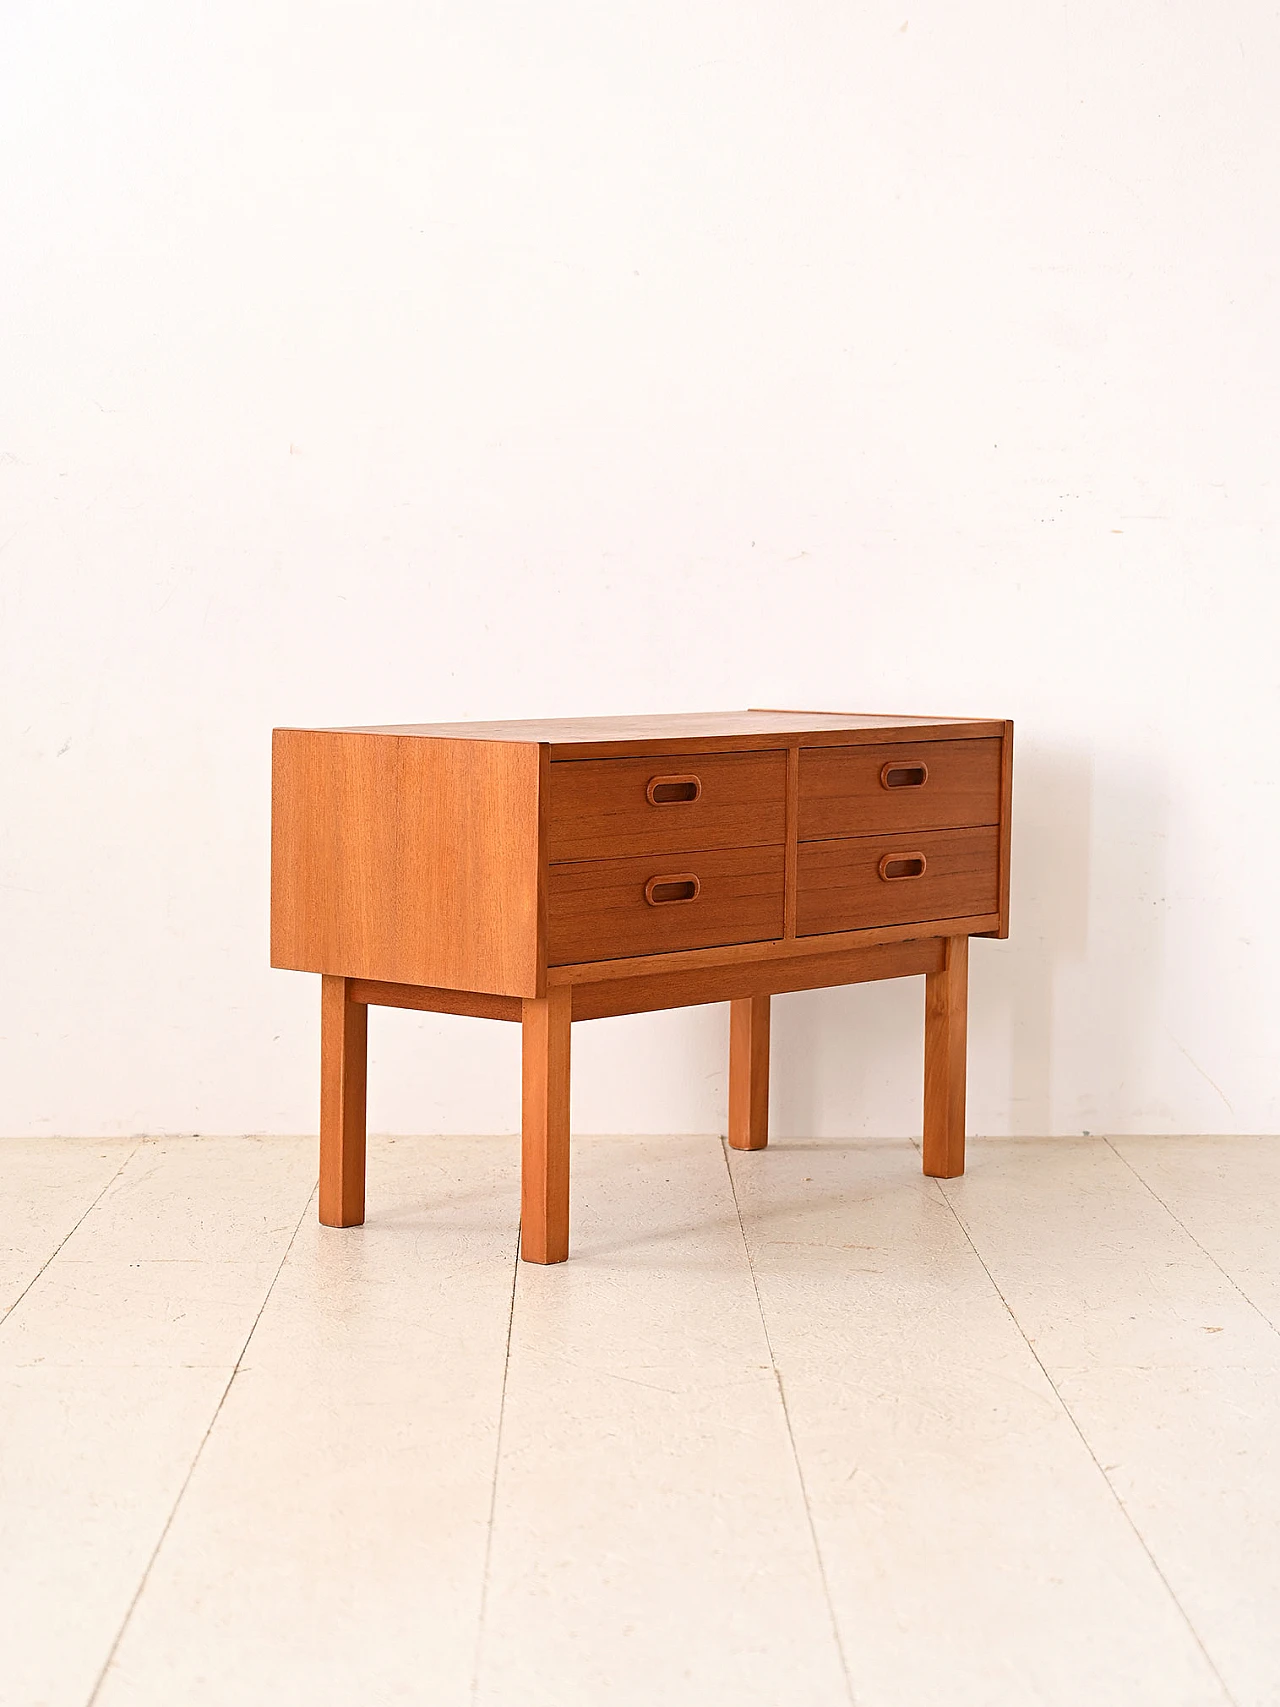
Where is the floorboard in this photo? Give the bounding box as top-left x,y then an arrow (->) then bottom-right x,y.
0,1137 -> 316,1707
0,1137 -> 139,1320
942,1137 -> 1280,1707
729,1136 -> 1229,1707
4,1134 -> 1279,1707
93,1136 -> 521,1707
1112,1135 -> 1280,1329
474,1134 -> 850,1707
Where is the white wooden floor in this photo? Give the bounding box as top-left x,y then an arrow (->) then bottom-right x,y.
2,1135 -> 1278,1707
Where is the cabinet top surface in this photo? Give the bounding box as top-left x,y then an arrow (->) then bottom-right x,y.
281,709 -> 1008,757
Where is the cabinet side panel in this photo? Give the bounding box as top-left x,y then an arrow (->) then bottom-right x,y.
997,719 -> 1014,938
271,730 -> 542,995
976,719 -> 1014,939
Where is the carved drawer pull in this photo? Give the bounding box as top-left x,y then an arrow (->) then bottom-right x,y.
646,774 -> 702,805
644,874 -> 702,905
878,852 -> 927,881
880,761 -> 929,790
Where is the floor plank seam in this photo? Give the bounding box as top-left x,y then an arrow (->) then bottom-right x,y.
932,1175 -> 1240,1707
1104,1138 -> 1280,1341
82,1179 -> 319,1707
0,1139 -> 145,1330
469,1222 -> 522,1707
720,1138 -> 858,1707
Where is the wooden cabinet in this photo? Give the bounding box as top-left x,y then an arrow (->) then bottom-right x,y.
272,709 -> 1013,1263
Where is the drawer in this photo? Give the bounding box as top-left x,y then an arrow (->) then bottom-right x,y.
797,827 -> 999,937
548,846 -> 785,966
548,750 -> 786,862
798,738 -> 1001,840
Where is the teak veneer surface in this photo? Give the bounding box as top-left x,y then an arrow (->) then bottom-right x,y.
320,709 -> 1005,760
569,937 -> 945,1022
548,845 -> 786,965
548,749 -> 787,862
342,939 -> 947,1023
799,737 -> 1002,840
271,729 -> 544,997
797,827 -> 1000,937
346,980 -> 523,1022
990,719 -> 1015,940
546,913 -> 1001,983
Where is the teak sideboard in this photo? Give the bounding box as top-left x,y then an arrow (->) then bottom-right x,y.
271,710 -> 1013,1263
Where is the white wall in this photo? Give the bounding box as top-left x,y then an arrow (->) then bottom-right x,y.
3,1 -> 1277,1139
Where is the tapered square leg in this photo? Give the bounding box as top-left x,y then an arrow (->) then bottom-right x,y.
521,984 -> 572,1264
923,935 -> 968,1178
728,994 -> 771,1151
320,974 -> 367,1226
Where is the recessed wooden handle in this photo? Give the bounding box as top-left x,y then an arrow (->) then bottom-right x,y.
880,761 -> 929,790
878,852 -> 927,881
644,874 -> 701,905
646,774 -> 702,805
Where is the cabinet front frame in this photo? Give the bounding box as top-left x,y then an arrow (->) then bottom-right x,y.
534,722 -> 1012,976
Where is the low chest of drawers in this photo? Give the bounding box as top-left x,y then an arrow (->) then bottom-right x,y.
271,710 -> 1013,1263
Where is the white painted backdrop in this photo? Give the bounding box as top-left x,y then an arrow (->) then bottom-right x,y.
3,2 -> 1277,1138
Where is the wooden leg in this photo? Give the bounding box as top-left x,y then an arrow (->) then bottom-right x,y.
521,985 -> 571,1264
319,974 -> 367,1226
923,935 -> 968,1178
728,994 -> 771,1151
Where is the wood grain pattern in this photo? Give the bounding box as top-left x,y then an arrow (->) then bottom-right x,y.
985,718 -> 1015,940
521,984 -> 572,1264
797,828 -> 999,937
536,741 -> 551,976
548,845 -> 785,966
347,980 -> 521,1021
783,745 -> 800,938
569,938 -> 945,1021
798,738 -> 1002,840
923,935 -> 968,1178
319,975 -> 367,1227
728,995 -> 771,1151
548,913 -> 998,985
321,710 -> 1006,761
271,729 -> 544,996
547,750 -> 786,862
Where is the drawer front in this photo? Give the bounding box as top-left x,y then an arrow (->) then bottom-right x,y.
548,750 -> 786,862
548,846 -> 785,966
797,827 -> 999,937
798,738 -> 1001,840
